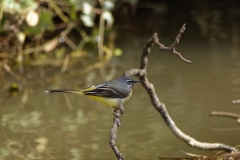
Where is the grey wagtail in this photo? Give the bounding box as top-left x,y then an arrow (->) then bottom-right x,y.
45,76 -> 140,108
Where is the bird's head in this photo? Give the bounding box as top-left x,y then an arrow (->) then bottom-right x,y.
118,76 -> 140,88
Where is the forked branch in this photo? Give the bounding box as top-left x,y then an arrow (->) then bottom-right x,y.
124,24 -> 237,152
110,24 -> 237,160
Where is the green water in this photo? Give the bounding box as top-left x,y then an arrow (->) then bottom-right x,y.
1,32 -> 240,159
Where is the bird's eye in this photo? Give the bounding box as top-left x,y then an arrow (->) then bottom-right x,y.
127,80 -> 134,87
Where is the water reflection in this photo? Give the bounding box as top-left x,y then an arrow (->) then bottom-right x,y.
1,33 -> 240,159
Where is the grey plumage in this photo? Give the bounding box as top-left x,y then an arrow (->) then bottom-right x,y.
82,76 -> 140,98
45,76 -> 140,107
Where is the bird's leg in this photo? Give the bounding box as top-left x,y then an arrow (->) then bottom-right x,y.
108,107 -> 118,116
112,106 -> 124,114
117,106 -> 124,114
109,106 -> 124,116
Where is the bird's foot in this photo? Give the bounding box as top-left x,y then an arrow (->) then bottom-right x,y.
109,107 -> 124,117
108,107 -> 118,116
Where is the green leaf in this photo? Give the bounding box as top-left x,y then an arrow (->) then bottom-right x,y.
38,10 -> 55,30
24,10 -> 54,35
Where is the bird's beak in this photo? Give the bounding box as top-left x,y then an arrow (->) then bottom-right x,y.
134,80 -> 141,83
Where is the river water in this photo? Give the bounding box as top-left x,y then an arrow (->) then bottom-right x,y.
0,30 -> 239,159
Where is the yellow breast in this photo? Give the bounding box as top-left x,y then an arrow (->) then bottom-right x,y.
85,91 -> 132,108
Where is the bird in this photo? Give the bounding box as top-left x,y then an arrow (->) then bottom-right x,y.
45,76 -> 140,108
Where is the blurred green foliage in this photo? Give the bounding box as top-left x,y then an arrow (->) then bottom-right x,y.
0,0 -> 118,40
24,9 -> 55,35
2,1 -> 98,45
0,0 -> 130,88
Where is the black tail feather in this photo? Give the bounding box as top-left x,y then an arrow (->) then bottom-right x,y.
45,90 -> 73,93
45,89 -> 82,94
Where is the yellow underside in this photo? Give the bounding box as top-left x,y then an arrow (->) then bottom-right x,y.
85,91 -> 132,107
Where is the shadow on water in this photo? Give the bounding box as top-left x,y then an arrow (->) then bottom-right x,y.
1,31 -> 240,159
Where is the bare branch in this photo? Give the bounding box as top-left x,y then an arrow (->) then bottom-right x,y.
109,105 -> 125,160
152,25 -> 191,64
210,111 -> 240,119
210,111 -> 240,124
124,24 -> 237,153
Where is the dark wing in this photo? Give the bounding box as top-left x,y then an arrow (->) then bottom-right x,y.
82,85 -> 129,98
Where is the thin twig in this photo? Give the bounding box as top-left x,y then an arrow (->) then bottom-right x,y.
109,105 -> 125,160
49,1 -> 70,23
153,24 -> 191,64
2,63 -> 21,80
63,36 -> 77,50
210,111 -> 240,124
210,111 -> 240,119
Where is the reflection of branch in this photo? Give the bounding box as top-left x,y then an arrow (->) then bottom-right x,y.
180,150 -> 207,158
124,24 -> 237,152
109,105 -> 125,160
61,54 -> 70,73
210,111 -> 240,124
6,139 -> 28,160
63,94 -> 74,111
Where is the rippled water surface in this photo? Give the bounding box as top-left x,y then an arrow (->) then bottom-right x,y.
1,32 -> 240,159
